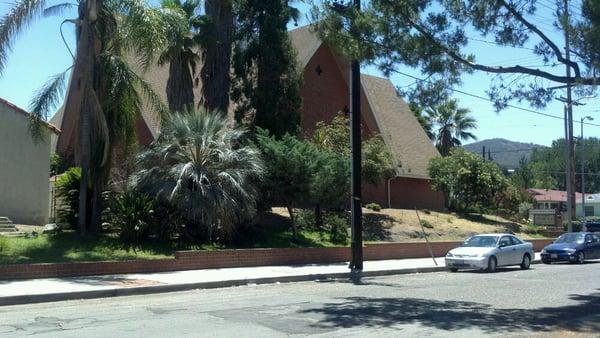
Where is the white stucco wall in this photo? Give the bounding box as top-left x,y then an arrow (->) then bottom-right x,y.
0,101 -> 53,225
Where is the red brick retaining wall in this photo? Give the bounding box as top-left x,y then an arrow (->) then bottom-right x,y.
0,239 -> 554,280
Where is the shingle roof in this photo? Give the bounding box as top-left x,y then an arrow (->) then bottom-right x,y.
528,189 -> 583,203
360,75 -> 439,178
289,25 -> 440,179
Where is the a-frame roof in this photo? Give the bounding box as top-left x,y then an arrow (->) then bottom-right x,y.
290,25 -> 440,179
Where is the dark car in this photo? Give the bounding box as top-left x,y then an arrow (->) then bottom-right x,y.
541,232 -> 600,264
584,221 -> 600,232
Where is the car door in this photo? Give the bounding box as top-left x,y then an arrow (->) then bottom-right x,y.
509,236 -> 527,264
592,234 -> 600,259
583,234 -> 595,258
497,236 -> 513,266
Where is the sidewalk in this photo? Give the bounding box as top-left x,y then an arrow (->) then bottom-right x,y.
0,253 -> 542,306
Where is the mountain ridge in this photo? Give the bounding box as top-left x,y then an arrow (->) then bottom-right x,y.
462,138 -> 546,169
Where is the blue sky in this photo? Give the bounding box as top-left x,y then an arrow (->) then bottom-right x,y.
0,0 -> 598,147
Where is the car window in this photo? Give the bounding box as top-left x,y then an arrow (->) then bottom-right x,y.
593,234 -> 600,243
510,236 -> 522,245
499,236 -> 511,247
585,234 -> 593,243
462,236 -> 499,247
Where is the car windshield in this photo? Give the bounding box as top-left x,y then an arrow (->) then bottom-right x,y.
555,233 -> 585,244
462,236 -> 499,247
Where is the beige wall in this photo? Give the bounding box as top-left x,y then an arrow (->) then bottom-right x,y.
0,102 -> 52,225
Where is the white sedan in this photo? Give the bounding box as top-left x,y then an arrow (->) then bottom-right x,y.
445,234 -> 534,272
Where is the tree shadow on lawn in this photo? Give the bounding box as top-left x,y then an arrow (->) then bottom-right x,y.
233,212 -> 330,249
362,213 -> 395,242
300,291 -> 600,334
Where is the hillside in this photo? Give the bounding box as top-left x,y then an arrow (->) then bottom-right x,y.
463,138 -> 545,169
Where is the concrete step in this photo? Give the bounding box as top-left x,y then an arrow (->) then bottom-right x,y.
0,220 -> 13,225
0,231 -> 27,238
0,224 -> 16,229
0,217 -> 12,222
0,228 -> 17,232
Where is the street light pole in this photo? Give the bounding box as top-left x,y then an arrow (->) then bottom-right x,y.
580,116 -> 594,228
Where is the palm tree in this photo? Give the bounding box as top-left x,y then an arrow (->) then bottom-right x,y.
200,0 -> 232,113
427,100 -> 477,156
132,109 -> 264,241
0,0 -> 178,235
159,0 -> 204,113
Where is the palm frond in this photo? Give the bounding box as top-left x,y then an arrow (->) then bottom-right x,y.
43,2 -> 76,17
27,67 -> 71,142
0,0 -> 48,75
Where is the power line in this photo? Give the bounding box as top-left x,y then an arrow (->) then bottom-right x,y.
392,70 -> 600,127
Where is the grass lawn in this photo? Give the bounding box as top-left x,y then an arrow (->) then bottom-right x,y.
0,213 -> 341,265
0,232 -> 175,265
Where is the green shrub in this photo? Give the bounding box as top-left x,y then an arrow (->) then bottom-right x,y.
104,191 -> 154,243
365,203 -> 382,212
518,202 -> 533,219
55,167 -> 86,227
326,214 -> 348,245
295,209 -> 316,230
420,219 -> 434,229
0,236 -> 7,253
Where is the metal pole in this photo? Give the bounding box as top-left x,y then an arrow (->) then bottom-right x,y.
349,0 -> 363,271
564,0 -> 575,232
581,118 -> 586,227
482,146 -> 486,159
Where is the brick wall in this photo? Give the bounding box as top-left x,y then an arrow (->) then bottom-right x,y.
363,177 -> 446,210
0,239 -> 554,280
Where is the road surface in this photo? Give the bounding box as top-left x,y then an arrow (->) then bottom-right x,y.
1,262 -> 599,337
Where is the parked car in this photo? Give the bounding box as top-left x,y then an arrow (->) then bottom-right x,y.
584,221 -> 600,232
445,234 -> 534,273
541,232 -> 600,264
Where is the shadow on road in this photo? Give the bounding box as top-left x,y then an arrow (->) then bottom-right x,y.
300,291 -> 600,334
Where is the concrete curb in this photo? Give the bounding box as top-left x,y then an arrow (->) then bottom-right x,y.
0,265 -> 448,306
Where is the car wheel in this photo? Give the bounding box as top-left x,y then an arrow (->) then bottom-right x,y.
448,268 -> 458,272
486,256 -> 497,273
520,254 -> 531,270
577,251 -> 585,264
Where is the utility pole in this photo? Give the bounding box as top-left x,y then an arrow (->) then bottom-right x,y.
563,0 -> 576,232
482,146 -> 486,159
332,0 -> 363,271
349,0 -> 363,271
488,149 -> 492,161
580,116 -> 594,227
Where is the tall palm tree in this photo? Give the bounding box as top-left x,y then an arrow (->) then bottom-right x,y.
427,100 -> 477,157
0,0 -> 178,235
159,0 -> 204,113
200,0 -> 232,113
132,109 -> 264,241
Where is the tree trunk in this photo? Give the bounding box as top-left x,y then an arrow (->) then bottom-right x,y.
201,0 -> 232,113
167,55 -> 195,113
75,0 -> 98,237
314,203 -> 323,228
287,205 -> 298,240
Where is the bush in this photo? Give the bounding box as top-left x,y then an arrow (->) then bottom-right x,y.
365,203 -> 382,212
295,209 -> 317,230
55,167 -> 86,227
0,236 -> 7,253
104,191 -> 154,243
518,202 -> 533,219
326,214 -> 348,245
420,220 -> 434,229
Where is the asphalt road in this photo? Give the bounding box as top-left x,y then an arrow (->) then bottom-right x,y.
1,262 -> 600,337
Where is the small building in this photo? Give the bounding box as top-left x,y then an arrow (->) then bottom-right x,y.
0,97 -> 60,225
576,193 -> 600,218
